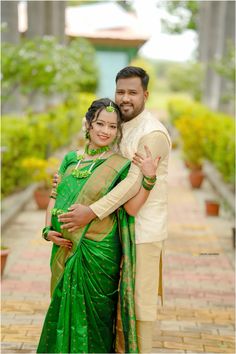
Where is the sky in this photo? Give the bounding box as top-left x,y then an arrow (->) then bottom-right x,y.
132,0 -> 198,62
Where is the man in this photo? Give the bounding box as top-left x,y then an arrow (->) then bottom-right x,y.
58,66 -> 171,352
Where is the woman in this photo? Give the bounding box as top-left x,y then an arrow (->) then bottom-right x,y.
37,98 -> 159,354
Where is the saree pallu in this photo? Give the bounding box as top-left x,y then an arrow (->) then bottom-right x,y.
37,154 -> 138,354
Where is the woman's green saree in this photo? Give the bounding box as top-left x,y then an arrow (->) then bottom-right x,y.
37,152 -> 138,353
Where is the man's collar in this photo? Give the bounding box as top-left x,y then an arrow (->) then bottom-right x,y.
123,110 -> 147,128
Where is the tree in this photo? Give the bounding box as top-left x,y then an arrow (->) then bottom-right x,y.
158,0 -> 199,34
1,37 -> 98,107
166,62 -> 204,101
116,0 -> 134,12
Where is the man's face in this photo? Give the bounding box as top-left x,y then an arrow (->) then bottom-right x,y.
115,77 -> 149,122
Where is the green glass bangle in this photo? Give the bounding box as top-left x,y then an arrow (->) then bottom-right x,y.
42,226 -> 51,241
142,183 -> 153,191
51,189 -> 57,196
143,175 -> 157,183
143,178 -> 156,186
50,195 -> 56,199
142,179 -> 155,191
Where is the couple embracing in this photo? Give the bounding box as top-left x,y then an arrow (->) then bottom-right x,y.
37,66 -> 171,354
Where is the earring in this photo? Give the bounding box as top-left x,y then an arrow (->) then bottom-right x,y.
85,130 -> 90,139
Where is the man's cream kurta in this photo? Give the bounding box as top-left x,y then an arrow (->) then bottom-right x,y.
91,109 -> 171,244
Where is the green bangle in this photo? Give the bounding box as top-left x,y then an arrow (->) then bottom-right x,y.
143,175 -> 157,183
42,226 -> 51,241
142,179 -> 155,191
143,179 -> 155,186
50,195 -> 56,199
51,189 -> 57,197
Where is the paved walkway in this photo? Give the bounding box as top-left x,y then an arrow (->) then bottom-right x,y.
1,149 -> 235,353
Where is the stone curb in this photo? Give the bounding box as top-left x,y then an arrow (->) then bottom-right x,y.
1,184 -> 37,231
203,160 -> 235,214
1,134 -> 84,233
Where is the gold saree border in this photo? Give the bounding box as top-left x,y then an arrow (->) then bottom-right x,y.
50,154 -> 130,296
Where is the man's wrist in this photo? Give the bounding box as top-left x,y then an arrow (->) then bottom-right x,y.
88,206 -> 97,221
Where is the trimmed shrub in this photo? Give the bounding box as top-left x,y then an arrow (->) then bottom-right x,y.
168,98 -> 235,184
1,93 -> 96,197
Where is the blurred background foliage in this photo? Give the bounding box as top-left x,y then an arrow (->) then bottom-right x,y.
158,0 -> 199,34
211,41 -> 235,105
1,36 -> 98,105
166,62 -> 204,101
1,0 -> 235,199
1,32 -> 99,198
2,92 -> 95,197
168,98 -> 235,185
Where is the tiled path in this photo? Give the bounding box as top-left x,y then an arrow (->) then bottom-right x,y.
1,149 -> 235,353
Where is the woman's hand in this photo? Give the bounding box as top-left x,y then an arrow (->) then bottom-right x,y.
47,230 -> 73,249
132,145 -> 161,177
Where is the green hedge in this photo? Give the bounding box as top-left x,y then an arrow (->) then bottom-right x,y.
168,98 -> 235,184
1,93 -> 95,197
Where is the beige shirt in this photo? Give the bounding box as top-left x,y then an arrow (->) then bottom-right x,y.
90,110 -> 171,244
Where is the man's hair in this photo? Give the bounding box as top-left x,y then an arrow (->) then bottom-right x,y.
115,66 -> 149,90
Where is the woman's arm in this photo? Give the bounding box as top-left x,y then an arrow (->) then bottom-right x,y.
42,173 -> 73,249
124,146 -> 160,216
45,193 -> 56,226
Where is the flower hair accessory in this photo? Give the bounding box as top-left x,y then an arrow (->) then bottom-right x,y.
105,102 -> 116,113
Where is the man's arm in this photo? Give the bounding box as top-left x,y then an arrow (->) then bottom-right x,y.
59,162 -> 142,231
124,146 -> 161,216
90,131 -> 170,219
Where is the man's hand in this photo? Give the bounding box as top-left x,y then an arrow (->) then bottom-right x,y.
47,231 -> 73,249
58,204 -> 96,232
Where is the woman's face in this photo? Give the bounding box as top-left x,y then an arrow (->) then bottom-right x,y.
87,109 -> 118,149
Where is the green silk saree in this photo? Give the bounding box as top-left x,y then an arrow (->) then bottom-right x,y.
37,152 -> 138,353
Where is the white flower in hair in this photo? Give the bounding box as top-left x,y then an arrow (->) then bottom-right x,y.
81,117 -> 87,132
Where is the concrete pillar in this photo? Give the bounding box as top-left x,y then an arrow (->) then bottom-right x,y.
200,1 -> 235,114
26,1 -> 45,38
219,1 -> 235,114
1,0 -> 19,43
198,1 -> 211,62
26,1 -> 65,42
44,1 -> 65,43
208,1 -> 226,111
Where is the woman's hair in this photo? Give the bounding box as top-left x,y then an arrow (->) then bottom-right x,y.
85,98 -> 123,146
115,66 -> 149,90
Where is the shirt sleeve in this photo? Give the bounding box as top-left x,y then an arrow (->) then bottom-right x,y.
90,131 -> 170,219
138,131 -> 170,160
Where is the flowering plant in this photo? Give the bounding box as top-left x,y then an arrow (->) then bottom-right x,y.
175,115 -> 206,168
21,157 -> 60,189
